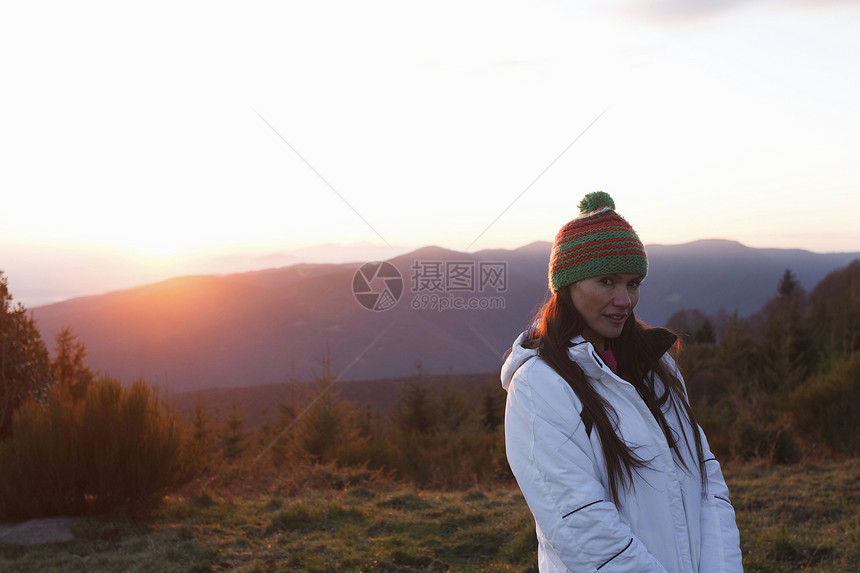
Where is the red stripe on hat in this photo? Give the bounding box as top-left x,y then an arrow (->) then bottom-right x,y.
555,211 -> 618,233
552,250 -> 647,274
551,247 -> 647,273
552,237 -> 644,265
554,221 -> 637,244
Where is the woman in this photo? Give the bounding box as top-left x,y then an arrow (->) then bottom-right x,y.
502,192 -> 742,572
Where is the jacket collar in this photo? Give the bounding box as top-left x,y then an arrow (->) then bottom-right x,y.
568,326 -> 678,382
641,326 -> 679,360
568,326 -> 677,361
568,337 -> 616,382
502,326 -> 678,390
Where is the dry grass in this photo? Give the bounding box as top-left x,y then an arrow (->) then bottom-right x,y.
1,459 -> 857,572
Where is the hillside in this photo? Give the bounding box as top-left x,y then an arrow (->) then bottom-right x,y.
31,240 -> 860,393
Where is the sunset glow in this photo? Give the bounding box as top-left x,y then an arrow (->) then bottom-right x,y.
2,0 -> 859,307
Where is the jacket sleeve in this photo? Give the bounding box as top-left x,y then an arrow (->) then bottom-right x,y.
696,429 -> 744,572
505,360 -> 668,572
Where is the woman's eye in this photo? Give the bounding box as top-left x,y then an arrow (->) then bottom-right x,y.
628,281 -> 641,289
599,277 -> 613,285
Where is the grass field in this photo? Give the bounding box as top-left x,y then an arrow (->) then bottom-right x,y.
1,459 -> 857,572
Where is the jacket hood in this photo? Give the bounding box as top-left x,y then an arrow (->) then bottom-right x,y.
501,331 -> 538,392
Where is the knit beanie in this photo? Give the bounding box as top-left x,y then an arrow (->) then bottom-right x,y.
548,191 -> 648,293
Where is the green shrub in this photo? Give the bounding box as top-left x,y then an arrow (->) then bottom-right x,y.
0,377 -> 191,520
694,376 -> 800,464
789,351 -> 860,455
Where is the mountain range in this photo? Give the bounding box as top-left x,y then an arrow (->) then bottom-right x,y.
30,239 -> 859,394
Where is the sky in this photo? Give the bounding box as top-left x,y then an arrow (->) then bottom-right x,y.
2,0 -> 859,307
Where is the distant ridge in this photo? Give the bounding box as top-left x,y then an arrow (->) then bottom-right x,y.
31,240 -> 859,394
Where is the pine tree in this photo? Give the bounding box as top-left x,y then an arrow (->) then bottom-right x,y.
693,318 -> 716,345
778,268 -> 799,297
808,260 -> 860,370
393,381 -> 438,435
760,270 -> 810,392
189,400 -> 213,470
51,326 -> 95,402
713,312 -> 758,381
296,387 -> 343,462
219,404 -> 248,461
0,271 -> 51,436
479,384 -> 505,432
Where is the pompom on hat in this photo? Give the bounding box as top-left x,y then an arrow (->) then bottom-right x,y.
548,191 -> 648,293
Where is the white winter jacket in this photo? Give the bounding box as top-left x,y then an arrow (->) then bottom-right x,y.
502,330 -> 743,572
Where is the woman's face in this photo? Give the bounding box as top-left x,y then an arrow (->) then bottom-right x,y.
568,273 -> 642,349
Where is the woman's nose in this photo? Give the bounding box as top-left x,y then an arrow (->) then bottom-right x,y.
612,287 -> 632,308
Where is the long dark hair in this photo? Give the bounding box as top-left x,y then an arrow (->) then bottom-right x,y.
530,287 -> 706,505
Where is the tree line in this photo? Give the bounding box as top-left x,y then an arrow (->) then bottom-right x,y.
667,263 -> 860,463
1,260 -> 858,520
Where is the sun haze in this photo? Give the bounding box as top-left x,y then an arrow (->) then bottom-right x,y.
1,0 -> 858,309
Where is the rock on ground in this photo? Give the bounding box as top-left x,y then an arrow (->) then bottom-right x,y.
0,518 -> 75,545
